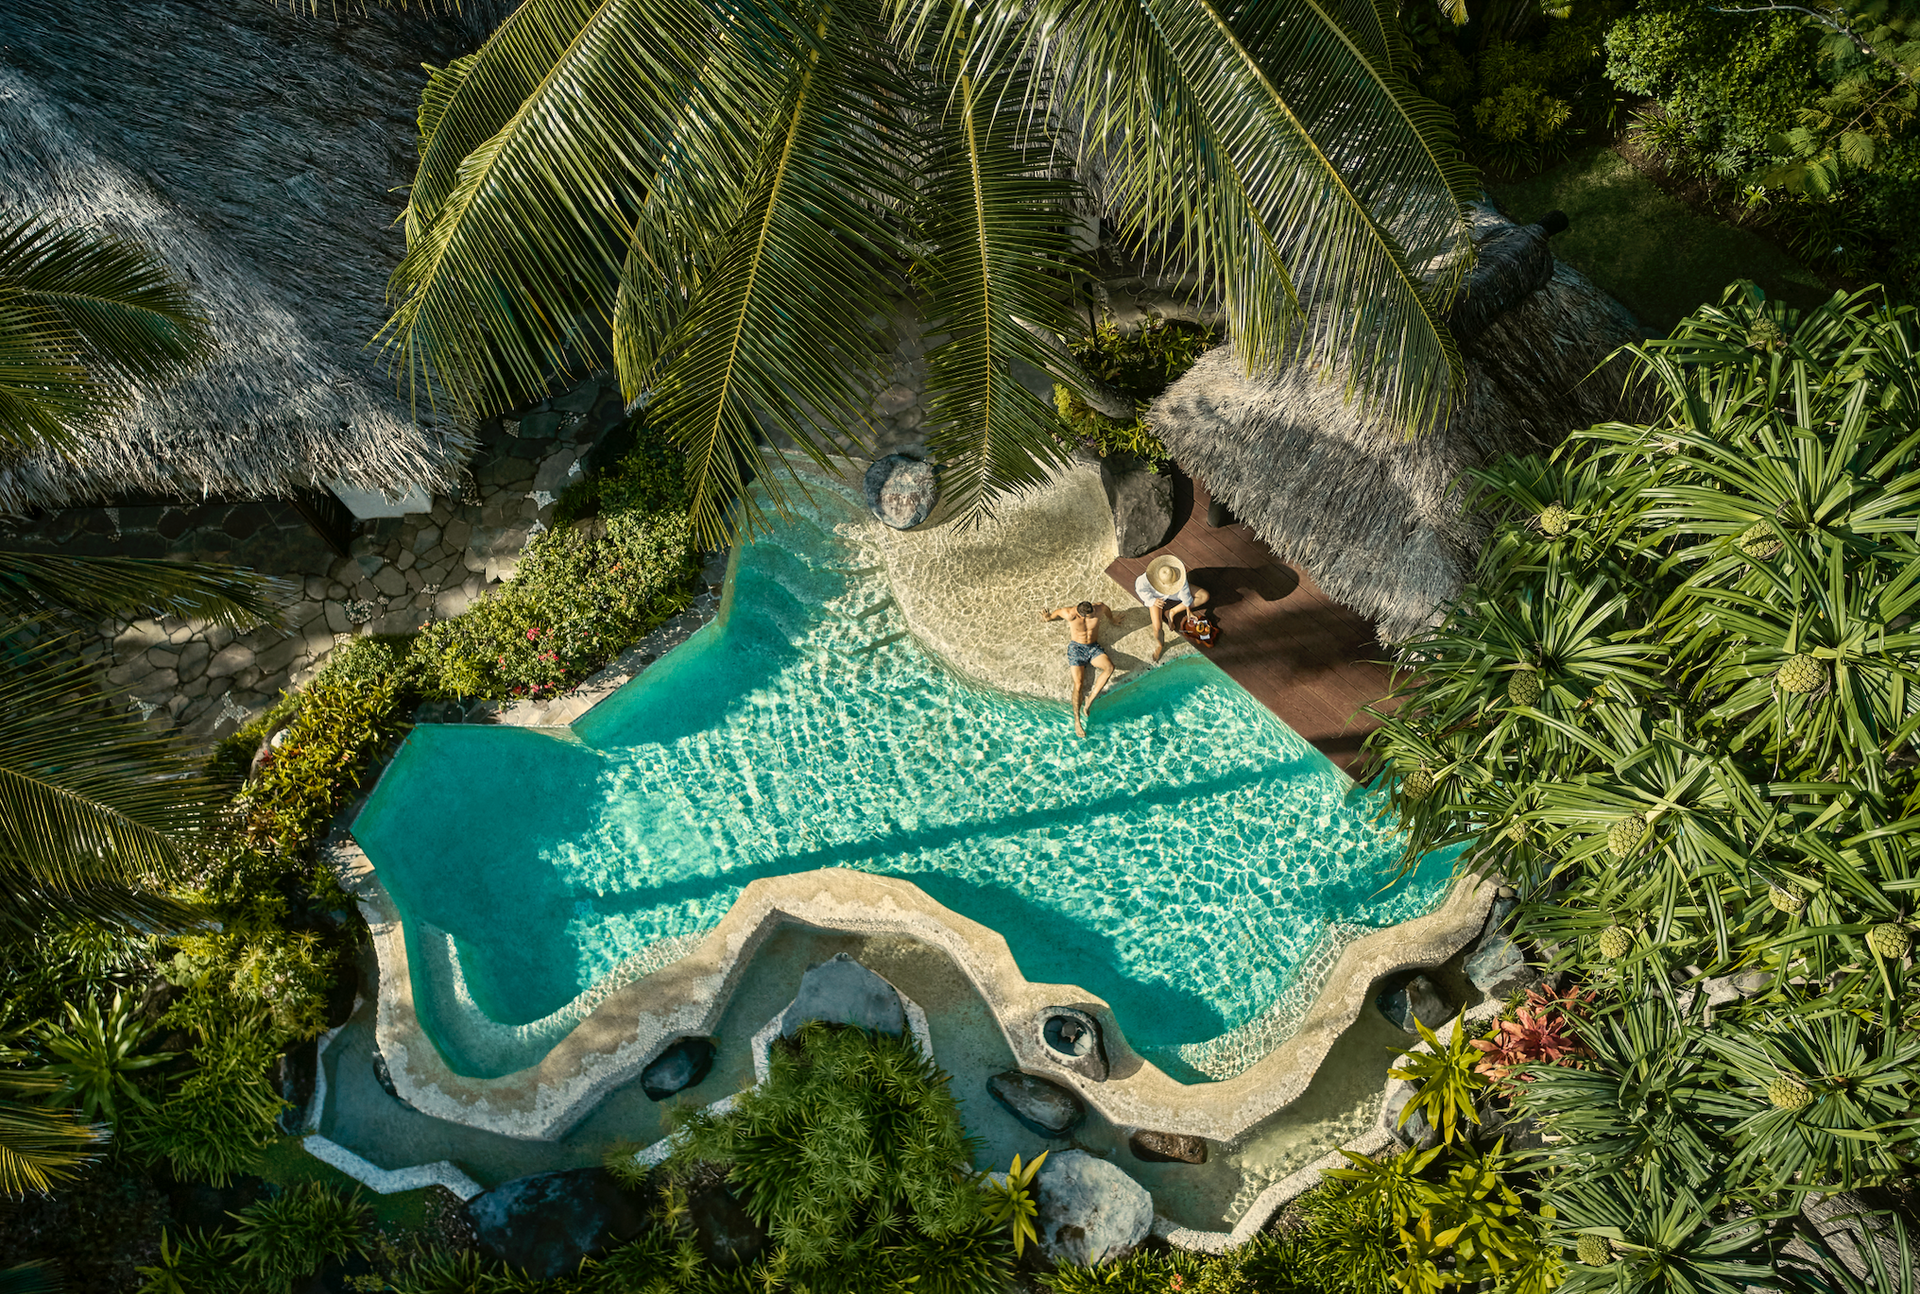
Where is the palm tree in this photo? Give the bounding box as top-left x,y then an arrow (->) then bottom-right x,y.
381,0 -> 1479,542
1,218 -> 275,1192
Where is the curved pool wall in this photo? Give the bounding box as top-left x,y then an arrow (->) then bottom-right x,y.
351,480 -> 1460,1087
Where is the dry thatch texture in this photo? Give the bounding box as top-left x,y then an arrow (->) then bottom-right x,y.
0,0 -> 501,517
1150,206 -> 1646,643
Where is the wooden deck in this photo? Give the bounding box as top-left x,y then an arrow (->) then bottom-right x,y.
1106,472 -> 1399,778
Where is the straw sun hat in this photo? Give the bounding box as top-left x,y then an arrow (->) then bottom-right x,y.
1145,554 -> 1188,596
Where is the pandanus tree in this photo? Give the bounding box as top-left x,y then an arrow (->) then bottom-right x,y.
1367,284 -> 1920,1282
380,0 -> 1480,543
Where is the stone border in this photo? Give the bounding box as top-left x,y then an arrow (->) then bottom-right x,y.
324,836 -> 1492,1142
300,1134 -> 486,1201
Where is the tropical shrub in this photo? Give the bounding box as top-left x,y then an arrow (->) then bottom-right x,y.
126,1019 -> 285,1186
230,1183 -> 371,1293
409,507 -> 698,702
32,990 -> 175,1126
1470,983 -> 1593,1083
1390,1018 -> 1490,1144
1365,283 -> 1920,1276
1050,313 -> 1216,468
136,1228 -> 249,1294
551,417 -> 694,527
980,1150 -> 1045,1258
665,1021 -> 1010,1293
1039,1233 -> 1322,1293
235,636 -> 412,854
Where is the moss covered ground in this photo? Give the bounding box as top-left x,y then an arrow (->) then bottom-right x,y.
1489,146 -> 1830,334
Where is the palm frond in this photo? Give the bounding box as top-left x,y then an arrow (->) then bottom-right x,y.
0,217 -> 212,453
0,551 -> 287,628
0,628 -> 218,900
1005,0 -> 1477,428
914,45 -> 1088,519
0,1098 -> 103,1196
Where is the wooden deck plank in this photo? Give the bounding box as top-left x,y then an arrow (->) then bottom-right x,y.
1107,471 -> 1395,778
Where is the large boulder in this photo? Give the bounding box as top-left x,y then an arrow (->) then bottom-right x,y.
1099,457 -> 1173,558
986,1071 -> 1085,1138
864,455 -> 938,530
1465,932 -> 1536,1001
642,1037 -> 716,1101
1034,1150 -> 1153,1268
1128,1129 -> 1208,1165
465,1168 -> 647,1280
782,954 -> 907,1037
1378,975 -> 1452,1035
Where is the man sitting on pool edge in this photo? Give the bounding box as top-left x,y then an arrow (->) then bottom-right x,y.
1040,599 -> 1116,738
1135,553 -> 1209,661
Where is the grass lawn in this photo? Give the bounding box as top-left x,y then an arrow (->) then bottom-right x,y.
1489,146 -> 1831,335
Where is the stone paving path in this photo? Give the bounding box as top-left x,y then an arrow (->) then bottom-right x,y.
7,376 -> 628,741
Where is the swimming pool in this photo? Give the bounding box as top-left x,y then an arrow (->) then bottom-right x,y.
352,485 -> 1454,1082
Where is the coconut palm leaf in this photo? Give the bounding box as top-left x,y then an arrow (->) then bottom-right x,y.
0,218 -> 211,454
1003,0 -> 1476,423
0,1090 -> 102,1196
914,45 -> 1089,518
0,551 -> 285,628
0,627 -> 215,927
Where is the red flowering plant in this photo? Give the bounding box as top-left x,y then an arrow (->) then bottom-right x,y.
1469,983 -> 1594,1084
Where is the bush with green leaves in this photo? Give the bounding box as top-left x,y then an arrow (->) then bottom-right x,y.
1040,1234 -> 1322,1292
665,1021 -> 1010,1294
410,507 -> 697,702
1051,313 -> 1215,467
1365,283 -> 1920,1283
126,1018 -> 285,1186
235,636 -> 412,854
1390,1017 -> 1490,1145
231,1182 -> 371,1293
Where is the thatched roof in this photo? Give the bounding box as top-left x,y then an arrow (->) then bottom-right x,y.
0,0 -> 499,517
1150,205 -> 1646,643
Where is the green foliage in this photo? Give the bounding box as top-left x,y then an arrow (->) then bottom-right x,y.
127,1019 -> 286,1186
1390,1018 -> 1490,1144
1366,283 -> 1920,1273
230,1183 -> 371,1293
159,894 -> 336,1045
979,1150 -> 1045,1257
136,1228 -> 248,1294
551,418 -> 694,528
1607,0 -> 1920,292
1039,1233 -> 1321,1292
237,637 -> 411,854
666,1021 -> 1007,1292
1051,313 -> 1215,468
410,508 -> 697,702
1408,0 -> 1632,176
33,989 -> 175,1125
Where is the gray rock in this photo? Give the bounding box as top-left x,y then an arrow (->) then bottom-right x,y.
1038,1007 -> 1109,1082
863,455 -> 938,530
1128,1129 -> 1207,1164
687,1182 -> 767,1270
1379,975 -> 1452,1035
1100,458 -> 1173,558
1034,1150 -> 1152,1269
1465,932 -> 1537,1001
465,1168 -> 647,1281
642,1037 -> 716,1101
782,954 -> 906,1037
1382,1080 -> 1438,1149
371,563 -> 408,598
986,1071 -> 1085,1138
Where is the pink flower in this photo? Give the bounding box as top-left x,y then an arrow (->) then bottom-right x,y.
526,627 -> 541,640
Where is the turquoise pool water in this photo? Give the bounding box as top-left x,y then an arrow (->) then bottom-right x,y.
352,487 -> 1453,1081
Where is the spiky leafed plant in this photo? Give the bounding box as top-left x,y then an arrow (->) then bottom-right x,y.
381,0 -> 1479,544
1470,983 -> 1594,1083
1548,1168 -> 1792,1294
667,1021 -> 1007,1290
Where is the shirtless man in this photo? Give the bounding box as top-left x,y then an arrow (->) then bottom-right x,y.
1040,600 -> 1116,737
